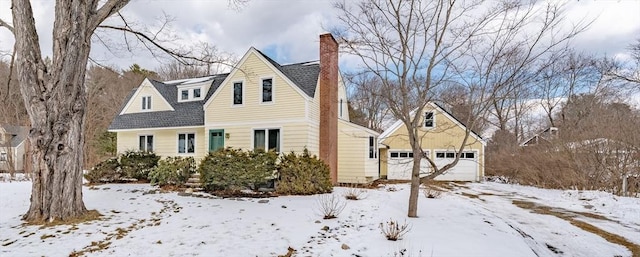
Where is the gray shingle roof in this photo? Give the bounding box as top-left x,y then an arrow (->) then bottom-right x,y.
0,124 -> 29,147
108,74 -> 227,130
109,49 -> 322,130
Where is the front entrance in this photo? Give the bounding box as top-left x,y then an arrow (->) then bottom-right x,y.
209,129 -> 225,152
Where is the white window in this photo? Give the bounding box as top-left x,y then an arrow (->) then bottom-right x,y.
0,152 -> 7,162
178,133 -> 195,154
139,135 -> 154,152
390,151 -> 414,158
254,129 -> 280,152
369,136 -> 377,159
262,78 -> 273,102
233,82 -> 243,105
142,96 -> 151,110
177,87 -> 204,102
424,112 -> 434,128
435,151 -> 475,159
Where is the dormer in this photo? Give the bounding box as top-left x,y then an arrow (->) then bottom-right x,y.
177,80 -> 211,102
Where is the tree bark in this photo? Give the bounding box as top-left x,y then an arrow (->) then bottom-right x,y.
12,0 -> 129,223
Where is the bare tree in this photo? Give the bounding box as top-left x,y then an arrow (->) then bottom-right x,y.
334,0 -> 589,217
344,72 -> 390,132
0,0 -> 242,223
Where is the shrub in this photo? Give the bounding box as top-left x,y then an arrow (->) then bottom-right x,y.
343,184 -> 367,200
84,157 -> 122,183
423,187 -> 442,198
119,151 -> 160,181
148,157 -> 196,186
316,194 -> 346,219
199,148 -> 278,191
276,149 -> 332,195
379,219 -> 411,241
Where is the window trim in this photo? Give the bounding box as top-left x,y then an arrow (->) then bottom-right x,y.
138,134 -> 154,152
232,81 -> 244,106
424,111 -> 435,128
252,127 -> 282,152
260,76 -> 274,104
141,95 -> 152,111
177,132 -> 196,155
0,152 -> 7,162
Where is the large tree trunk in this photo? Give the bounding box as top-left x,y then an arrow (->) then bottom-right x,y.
12,0 -> 129,223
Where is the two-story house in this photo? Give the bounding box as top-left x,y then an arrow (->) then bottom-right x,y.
109,34 -> 380,184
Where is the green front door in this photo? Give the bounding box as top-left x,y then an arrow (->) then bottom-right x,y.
209,129 -> 225,152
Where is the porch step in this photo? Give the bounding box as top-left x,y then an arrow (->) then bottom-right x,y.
184,173 -> 203,188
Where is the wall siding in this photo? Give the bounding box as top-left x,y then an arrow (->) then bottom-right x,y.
122,80 -> 173,114
205,122 -> 315,155
337,120 -> 379,183
116,128 -> 207,162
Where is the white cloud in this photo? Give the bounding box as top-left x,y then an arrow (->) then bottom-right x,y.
0,0 -> 638,72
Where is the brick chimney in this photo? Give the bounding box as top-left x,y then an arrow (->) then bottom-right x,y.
319,33 -> 339,184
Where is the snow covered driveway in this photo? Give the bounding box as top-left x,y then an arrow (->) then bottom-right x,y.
1,181 -> 638,256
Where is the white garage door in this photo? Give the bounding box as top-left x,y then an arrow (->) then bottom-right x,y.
387,150 -> 431,180
433,151 -> 478,181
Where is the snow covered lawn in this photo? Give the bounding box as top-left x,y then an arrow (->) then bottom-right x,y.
1,181 -> 639,256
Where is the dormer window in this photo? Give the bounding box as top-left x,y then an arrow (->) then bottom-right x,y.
142,96 -> 151,110
177,87 -> 205,102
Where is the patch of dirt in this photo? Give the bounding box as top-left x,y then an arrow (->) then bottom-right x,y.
512,200 -> 640,257
24,210 -> 103,227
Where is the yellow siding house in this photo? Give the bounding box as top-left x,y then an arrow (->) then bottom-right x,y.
109,34 -> 378,184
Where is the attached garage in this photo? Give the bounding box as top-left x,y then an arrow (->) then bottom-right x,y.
378,102 -> 486,182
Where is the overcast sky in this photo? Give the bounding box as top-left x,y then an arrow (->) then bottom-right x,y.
0,0 -> 639,73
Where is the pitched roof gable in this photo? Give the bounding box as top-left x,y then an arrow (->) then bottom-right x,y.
118,78 -> 175,115
253,48 -> 318,98
203,47 -> 319,109
380,102 -> 486,146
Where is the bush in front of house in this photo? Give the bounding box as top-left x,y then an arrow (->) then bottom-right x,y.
148,156 -> 196,186
199,148 -> 278,191
276,149 -> 333,195
84,157 -> 122,183
119,150 -> 160,181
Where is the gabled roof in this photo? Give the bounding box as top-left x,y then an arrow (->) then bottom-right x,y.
108,74 -> 228,130
379,102 -> 486,146
253,49 -> 319,98
0,124 -> 29,147
110,47 -> 323,131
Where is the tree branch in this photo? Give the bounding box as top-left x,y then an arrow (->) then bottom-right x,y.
0,18 -> 14,34
97,24 -> 226,65
88,0 -> 131,31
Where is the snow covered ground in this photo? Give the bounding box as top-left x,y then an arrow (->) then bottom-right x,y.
1,180 -> 638,257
